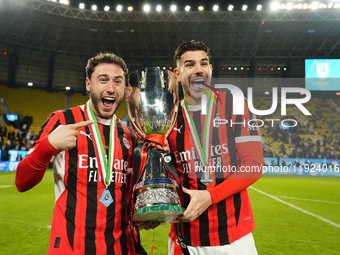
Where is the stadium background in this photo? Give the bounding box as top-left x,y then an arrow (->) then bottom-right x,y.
0,0 -> 340,254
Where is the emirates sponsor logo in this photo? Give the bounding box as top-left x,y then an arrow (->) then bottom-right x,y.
173,144 -> 229,164
78,155 -> 128,171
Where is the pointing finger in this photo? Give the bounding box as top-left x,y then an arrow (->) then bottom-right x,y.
69,120 -> 95,130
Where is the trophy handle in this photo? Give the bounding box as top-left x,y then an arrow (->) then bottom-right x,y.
164,105 -> 179,138
128,111 -> 146,140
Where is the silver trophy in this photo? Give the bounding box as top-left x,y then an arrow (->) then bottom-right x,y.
127,67 -> 184,224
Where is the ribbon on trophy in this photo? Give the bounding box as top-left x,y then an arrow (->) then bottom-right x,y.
134,134 -> 180,184
131,133 -> 184,220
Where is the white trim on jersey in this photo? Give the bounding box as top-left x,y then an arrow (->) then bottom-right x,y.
168,233 -> 258,255
235,136 -> 262,144
53,151 -> 66,204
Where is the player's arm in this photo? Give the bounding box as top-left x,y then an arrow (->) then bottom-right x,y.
15,114 -> 93,192
15,112 -> 60,192
207,141 -> 263,204
208,98 -> 263,204
15,136 -> 59,192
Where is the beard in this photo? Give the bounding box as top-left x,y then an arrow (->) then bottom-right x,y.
90,89 -> 123,119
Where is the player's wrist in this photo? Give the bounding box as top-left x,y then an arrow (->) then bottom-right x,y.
41,136 -> 60,155
27,136 -> 59,170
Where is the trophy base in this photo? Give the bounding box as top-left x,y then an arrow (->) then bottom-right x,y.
132,205 -> 185,225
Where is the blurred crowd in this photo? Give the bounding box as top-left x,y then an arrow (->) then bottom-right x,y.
0,124 -> 36,159
262,119 -> 340,160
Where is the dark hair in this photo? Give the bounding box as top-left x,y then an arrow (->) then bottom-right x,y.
128,71 -> 139,88
85,52 -> 128,81
173,40 -> 211,65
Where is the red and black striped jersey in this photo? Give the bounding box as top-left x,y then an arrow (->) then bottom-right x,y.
32,104 -> 136,254
168,92 -> 262,247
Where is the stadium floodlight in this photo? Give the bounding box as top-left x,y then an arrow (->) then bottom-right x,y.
319,3 -> 327,9
257,5 -> 262,10
228,66 -> 231,70
328,3 -> 333,8
128,6 -> 133,11
51,0 -> 56,2
335,3 -> 340,8
280,4 -> 286,9
144,4 -> 150,12
28,82 -> 33,86
104,6 -> 110,11
198,6 -> 204,11
297,3 -> 303,9
185,5 -> 191,11
79,3 -> 85,9
310,1 -> 318,9
156,5 -> 162,11
91,5 -> 97,11
234,67 -> 237,70
171,5 -> 177,12
265,91 -> 270,95
242,5 -> 247,11
303,3 -> 308,9
65,86 -> 71,91
287,3 -> 293,10
228,5 -> 233,11
240,66 -> 244,70
270,1 -> 279,11
116,5 -> 122,12
213,5 -> 219,11
59,0 -> 69,5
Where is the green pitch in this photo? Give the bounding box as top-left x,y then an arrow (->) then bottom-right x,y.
1,171 -> 340,255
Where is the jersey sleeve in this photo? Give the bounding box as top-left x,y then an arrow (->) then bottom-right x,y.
208,98 -> 264,204
15,112 -> 61,192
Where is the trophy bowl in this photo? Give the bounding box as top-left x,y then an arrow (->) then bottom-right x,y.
126,67 -> 184,224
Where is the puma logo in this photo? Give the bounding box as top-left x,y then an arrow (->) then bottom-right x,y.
173,125 -> 183,134
80,131 -> 92,141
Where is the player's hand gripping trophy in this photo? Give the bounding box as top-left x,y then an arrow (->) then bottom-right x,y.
126,67 -> 184,225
